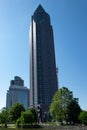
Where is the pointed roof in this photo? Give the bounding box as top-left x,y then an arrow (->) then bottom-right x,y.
34,4 -> 45,14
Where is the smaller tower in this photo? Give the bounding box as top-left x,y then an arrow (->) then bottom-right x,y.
6,76 -> 29,109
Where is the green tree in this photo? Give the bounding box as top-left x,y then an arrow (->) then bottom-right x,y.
29,108 -> 37,123
67,98 -> 81,124
16,109 -> 35,126
79,111 -> 87,125
21,110 -> 34,124
50,87 -> 73,123
10,103 -> 25,122
0,107 -> 10,127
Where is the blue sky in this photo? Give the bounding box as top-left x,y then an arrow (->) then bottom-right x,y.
0,0 -> 87,110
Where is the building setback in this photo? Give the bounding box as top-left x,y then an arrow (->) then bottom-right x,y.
30,5 -> 58,112
6,76 -> 29,109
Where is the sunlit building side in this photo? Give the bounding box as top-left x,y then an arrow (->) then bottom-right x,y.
6,76 -> 29,109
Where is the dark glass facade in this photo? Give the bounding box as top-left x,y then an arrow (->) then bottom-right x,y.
30,5 -> 58,111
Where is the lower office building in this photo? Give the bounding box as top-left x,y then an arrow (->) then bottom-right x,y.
6,76 -> 29,109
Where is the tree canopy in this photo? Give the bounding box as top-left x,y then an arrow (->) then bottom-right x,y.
50,87 -> 81,124
10,103 -> 25,122
79,111 -> 87,125
16,108 -> 37,126
67,98 -> 81,124
0,107 -> 10,127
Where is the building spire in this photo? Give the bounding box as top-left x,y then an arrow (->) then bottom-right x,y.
34,4 -> 45,14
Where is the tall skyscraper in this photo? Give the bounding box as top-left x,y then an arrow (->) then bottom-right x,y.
30,5 -> 58,112
6,76 -> 29,109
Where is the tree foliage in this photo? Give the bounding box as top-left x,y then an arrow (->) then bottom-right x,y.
67,98 -> 81,124
29,108 -> 37,123
50,87 -> 73,122
0,107 -> 10,127
16,108 -> 37,125
50,87 -> 81,124
18,111 -> 34,124
79,111 -> 87,125
10,103 -> 25,122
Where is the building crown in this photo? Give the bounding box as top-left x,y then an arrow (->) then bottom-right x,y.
34,4 -> 45,14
